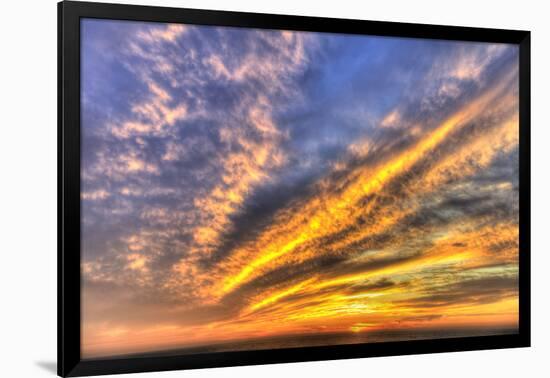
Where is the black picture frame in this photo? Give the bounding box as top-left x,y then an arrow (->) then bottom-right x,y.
58,1 -> 531,376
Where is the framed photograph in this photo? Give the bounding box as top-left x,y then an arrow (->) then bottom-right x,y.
58,1 -> 530,376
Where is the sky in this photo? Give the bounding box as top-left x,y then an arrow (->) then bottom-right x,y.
80,18 -> 520,359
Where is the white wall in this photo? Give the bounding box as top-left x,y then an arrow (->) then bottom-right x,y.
1,0 -> 547,376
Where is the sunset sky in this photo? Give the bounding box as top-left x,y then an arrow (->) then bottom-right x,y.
80,19 -> 520,358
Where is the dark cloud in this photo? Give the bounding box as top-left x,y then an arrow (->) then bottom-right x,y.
396,275 -> 518,308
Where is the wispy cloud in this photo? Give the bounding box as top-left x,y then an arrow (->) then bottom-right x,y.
80,19 -> 519,358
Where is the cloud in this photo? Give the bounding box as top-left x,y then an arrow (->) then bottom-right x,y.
137,24 -> 187,44
80,19 -> 520,358
211,59 -> 519,299
81,189 -> 110,201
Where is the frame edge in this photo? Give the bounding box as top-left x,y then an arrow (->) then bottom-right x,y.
57,1 -> 63,376
59,1 -> 83,376
518,31 -> 531,348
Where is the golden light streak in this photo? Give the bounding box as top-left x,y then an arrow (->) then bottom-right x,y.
247,278 -> 317,312
238,215 -> 519,321
217,67 -> 517,297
